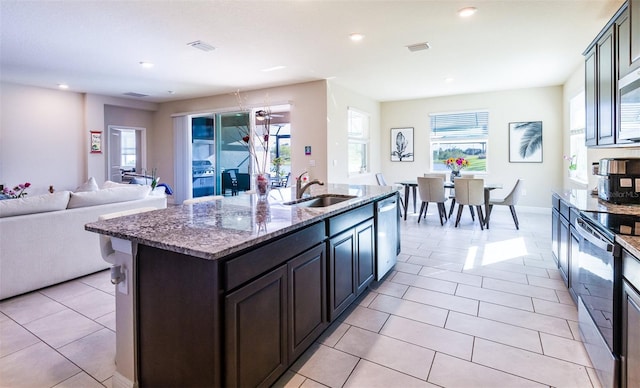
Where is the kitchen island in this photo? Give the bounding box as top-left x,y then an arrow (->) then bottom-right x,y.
85,184 -> 399,388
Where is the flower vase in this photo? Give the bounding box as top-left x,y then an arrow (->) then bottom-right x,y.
450,170 -> 461,182
255,173 -> 270,198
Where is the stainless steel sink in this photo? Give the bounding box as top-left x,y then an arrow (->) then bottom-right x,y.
283,194 -> 356,208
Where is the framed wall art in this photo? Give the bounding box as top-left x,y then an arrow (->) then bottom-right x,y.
391,127 -> 414,162
509,121 -> 542,163
90,131 -> 102,154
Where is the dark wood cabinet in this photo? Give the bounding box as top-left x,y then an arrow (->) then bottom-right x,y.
558,215 -> 570,286
631,0 -> 640,66
355,219 -> 375,295
622,249 -> 640,388
225,265 -> 288,388
585,46 -> 598,146
597,26 -> 617,146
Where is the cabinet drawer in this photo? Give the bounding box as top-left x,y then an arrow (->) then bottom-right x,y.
327,203 -> 373,237
623,249 -> 640,288
225,222 -> 325,291
552,194 -> 561,211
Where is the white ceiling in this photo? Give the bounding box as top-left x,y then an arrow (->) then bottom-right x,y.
0,0 -> 625,104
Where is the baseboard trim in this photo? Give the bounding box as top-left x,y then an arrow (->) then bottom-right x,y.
112,371 -> 136,388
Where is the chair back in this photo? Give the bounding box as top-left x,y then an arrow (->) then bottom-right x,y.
502,179 -> 524,206
424,173 -> 447,181
183,195 -> 224,205
454,178 -> 484,206
375,173 -> 388,186
417,177 -> 446,203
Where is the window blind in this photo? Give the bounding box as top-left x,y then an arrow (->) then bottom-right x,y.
430,111 -> 488,139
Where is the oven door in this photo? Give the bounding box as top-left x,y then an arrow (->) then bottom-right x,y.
575,217 -> 619,388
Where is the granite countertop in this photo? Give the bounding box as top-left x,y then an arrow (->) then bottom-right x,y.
85,183 -> 395,261
554,188 -> 640,257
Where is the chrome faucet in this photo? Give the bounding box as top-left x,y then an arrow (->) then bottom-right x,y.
296,171 -> 324,199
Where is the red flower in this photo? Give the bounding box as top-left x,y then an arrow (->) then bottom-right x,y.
264,134 -> 269,142
242,135 -> 250,143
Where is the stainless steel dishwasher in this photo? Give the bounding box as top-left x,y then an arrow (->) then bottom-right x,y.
375,194 -> 400,280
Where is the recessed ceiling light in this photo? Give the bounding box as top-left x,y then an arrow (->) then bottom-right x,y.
406,42 -> 431,52
57,83 -> 69,89
349,33 -> 365,42
261,65 -> 286,72
139,61 -> 154,69
458,7 -> 477,17
187,40 -> 215,52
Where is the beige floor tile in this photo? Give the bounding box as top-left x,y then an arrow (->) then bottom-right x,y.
340,305 -> 389,333
0,317 -> 40,357
369,280 -> 409,298
24,309 -> 103,348
532,298 -> 579,321
404,286 -> 478,315
555,288 -> 576,305
445,311 -> 542,352
60,289 -> 115,320
406,256 -> 464,272
272,370 -> 306,388
481,277 -> 558,302
78,270 -> 114,294
392,271 -> 458,294
0,342 -> 80,387
58,328 -> 116,382
0,292 -> 67,325
300,378 -> 329,388
95,310 -> 116,331
464,267 -> 529,284
472,338 -> 593,387
399,246 -> 432,259
540,332 -> 593,366
418,266 -> 483,287
547,268 -> 564,280
428,352 -> 546,388
523,257 -> 558,270
316,321 -> 350,347
368,294 -> 448,327
335,326 -> 435,380
568,319 -> 582,340
344,359 -> 437,388
527,274 -> 570,290
290,344 -> 359,388
380,315 -> 474,360
54,372 -> 104,388
357,290 -> 377,307
587,367 -> 604,388
39,280 -> 96,302
456,284 -> 534,311
478,302 -> 573,338
476,260 -> 550,278
394,261 -> 423,274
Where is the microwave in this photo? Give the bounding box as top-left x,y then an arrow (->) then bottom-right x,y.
619,70 -> 640,142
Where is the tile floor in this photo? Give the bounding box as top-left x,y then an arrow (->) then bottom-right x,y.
0,206 -> 602,388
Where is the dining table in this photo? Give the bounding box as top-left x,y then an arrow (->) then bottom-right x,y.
395,179 -> 502,224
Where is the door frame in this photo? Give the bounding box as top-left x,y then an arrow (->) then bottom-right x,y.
107,125 -> 147,182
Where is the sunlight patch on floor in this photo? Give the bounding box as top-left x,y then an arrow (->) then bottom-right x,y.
463,237 -> 529,270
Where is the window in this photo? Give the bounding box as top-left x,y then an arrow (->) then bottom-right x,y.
430,111 -> 488,173
120,129 -> 137,167
568,92 -> 588,183
348,108 -> 369,175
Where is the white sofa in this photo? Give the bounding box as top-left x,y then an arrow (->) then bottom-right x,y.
0,186 -> 167,300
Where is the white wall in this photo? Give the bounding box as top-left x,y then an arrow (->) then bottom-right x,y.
326,81 -> 381,185
151,81 -> 328,200
380,86 -> 564,208
1,82 -> 84,194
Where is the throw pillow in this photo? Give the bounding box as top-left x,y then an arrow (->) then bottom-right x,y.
102,180 -> 131,189
0,191 -> 72,218
67,185 -> 151,209
75,177 -> 99,192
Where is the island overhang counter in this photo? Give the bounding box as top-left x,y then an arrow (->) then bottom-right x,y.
85,183 -> 399,388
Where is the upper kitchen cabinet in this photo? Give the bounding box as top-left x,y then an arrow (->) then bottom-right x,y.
585,24 -> 616,146
631,0 -> 640,67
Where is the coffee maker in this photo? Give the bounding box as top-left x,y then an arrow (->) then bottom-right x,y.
597,158 -> 640,204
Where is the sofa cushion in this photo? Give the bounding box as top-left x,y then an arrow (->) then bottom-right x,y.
0,191 -> 71,218
102,180 -> 131,189
68,185 -> 151,209
75,177 -> 99,192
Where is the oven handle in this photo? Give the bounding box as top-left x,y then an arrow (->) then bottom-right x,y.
576,218 -> 614,252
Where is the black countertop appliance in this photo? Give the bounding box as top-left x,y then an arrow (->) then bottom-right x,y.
598,158 -> 640,204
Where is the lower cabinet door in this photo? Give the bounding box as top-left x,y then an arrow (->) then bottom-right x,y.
288,244 -> 328,360
355,219 -> 375,294
225,265 -> 288,388
328,230 -> 356,321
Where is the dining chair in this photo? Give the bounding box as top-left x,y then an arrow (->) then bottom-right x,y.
448,174 -> 475,218
416,177 -> 448,225
183,195 -> 224,205
486,179 -> 523,229
376,172 -> 404,216
453,178 -> 485,229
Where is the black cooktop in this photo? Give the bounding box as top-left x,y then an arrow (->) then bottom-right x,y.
580,211 -> 640,237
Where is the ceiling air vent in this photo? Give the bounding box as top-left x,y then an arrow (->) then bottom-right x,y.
406,42 -> 431,52
187,40 -> 215,52
123,92 -> 148,98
